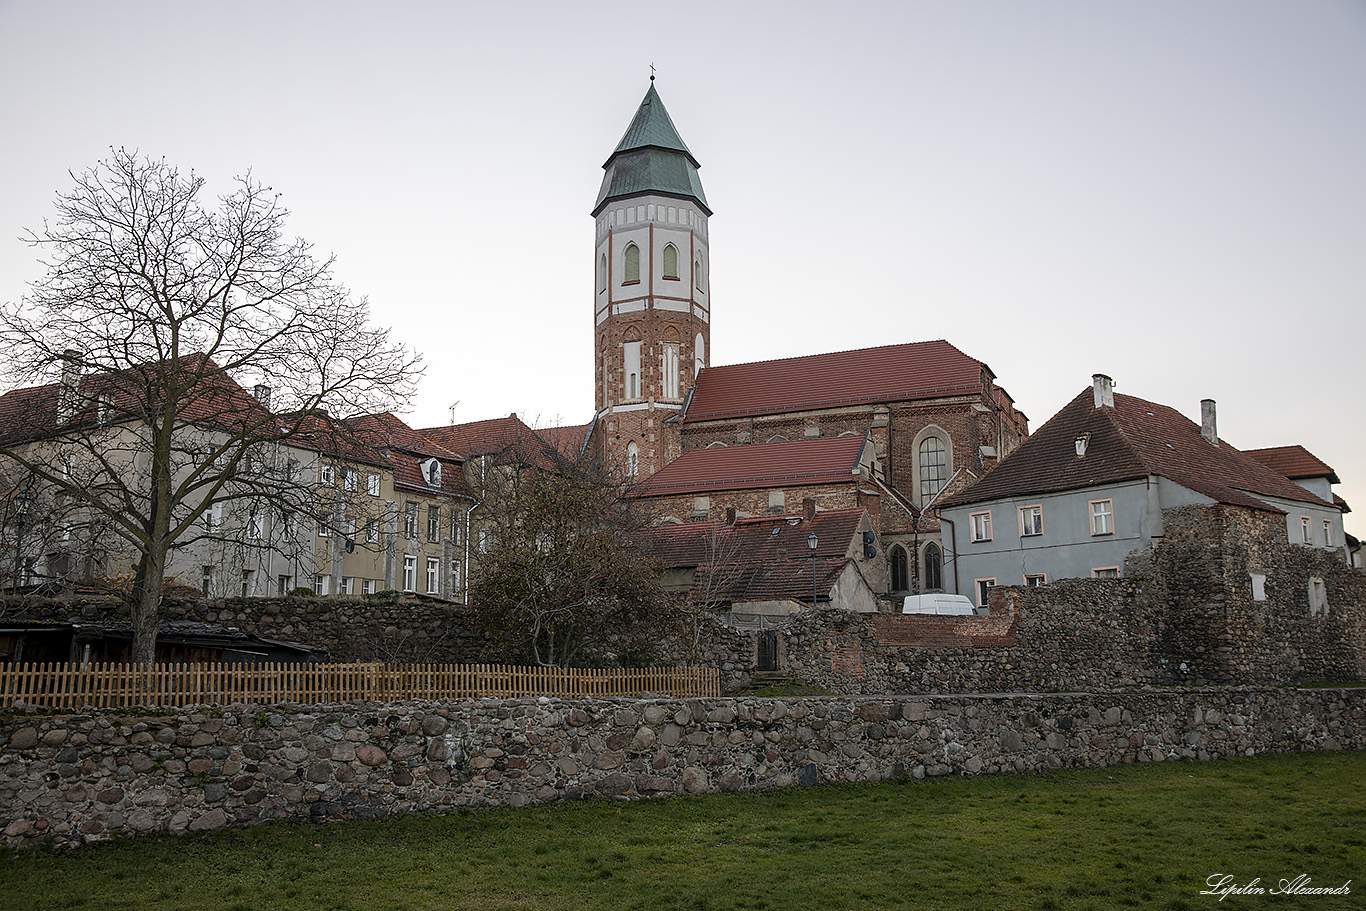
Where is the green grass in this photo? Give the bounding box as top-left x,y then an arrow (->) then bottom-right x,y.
2,751 -> 1362,910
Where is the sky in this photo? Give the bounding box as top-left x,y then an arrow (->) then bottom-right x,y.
1,1 -> 1363,537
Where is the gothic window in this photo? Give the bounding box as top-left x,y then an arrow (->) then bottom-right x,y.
694,333 -> 705,377
663,243 -> 679,279
890,545 -> 909,592
623,341 -> 641,399
624,243 -> 640,283
695,255 -> 705,290
923,542 -> 942,591
918,435 -> 948,503
627,442 -> 639,478
599,254 -> 607,292
662,343 -> 680,399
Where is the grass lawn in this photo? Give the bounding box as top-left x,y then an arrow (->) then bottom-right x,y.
1,751 -> 1361,911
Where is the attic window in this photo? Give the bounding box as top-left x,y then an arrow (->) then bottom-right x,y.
1074,433 -> 1090,457
422,458 -> 442,487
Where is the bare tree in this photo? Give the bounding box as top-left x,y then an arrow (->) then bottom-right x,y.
467,451 -> 669,668
0,149 -> 420,660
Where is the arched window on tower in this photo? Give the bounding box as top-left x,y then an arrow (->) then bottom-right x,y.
663,244 -> 679,279
694,255 -> 705,290
662,343 -> 680,399
694,333 -> 706,378
623,243 -> 640,284
923,542 -> 943,591
623,340 -> 641,400
627,442 -> 639,478
599,254 -> 607,292
890,545 -> 909,592
919,436 -> 947,503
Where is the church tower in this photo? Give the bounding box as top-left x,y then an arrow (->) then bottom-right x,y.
592,81 -> 711,480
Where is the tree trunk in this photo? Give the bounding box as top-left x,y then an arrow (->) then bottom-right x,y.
130,544 -> 166,663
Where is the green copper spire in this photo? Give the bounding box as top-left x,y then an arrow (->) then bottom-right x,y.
593,84 -> 710,216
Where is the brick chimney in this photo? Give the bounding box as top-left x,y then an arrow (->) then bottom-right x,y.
58,349 -> 82,424
724,506 -> 737,527
803,497 -> 816,523
1201,399 -> 1218,446
1092,374 -> 1114,409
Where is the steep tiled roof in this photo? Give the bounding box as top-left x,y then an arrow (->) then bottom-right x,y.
348,412 -> 460,461
634,435 -> 868,497
416,415 -> 563,471
538,421 -> 593,462
940,389 -> 1336,513
644,508 -> 867,603
1244,445 -> 1340,485
682,340 -> 987,422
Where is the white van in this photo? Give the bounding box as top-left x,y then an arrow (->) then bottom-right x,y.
901,593 -> 979,615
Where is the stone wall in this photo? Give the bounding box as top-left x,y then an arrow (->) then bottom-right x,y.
2,594 -> 487,664
2,687 -> 1361,850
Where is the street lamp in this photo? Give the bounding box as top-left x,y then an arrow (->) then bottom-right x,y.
807,532 -> 818,606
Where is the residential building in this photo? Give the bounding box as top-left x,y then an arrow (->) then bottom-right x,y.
938,374 -> 1347,605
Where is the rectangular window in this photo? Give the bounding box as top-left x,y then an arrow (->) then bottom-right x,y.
1301,516 -> 1313,544
1323,520 -> 1333,547
478,528 -> 489,554
405,502 -> 418,538
1024,574 -> 1047,587
451,560 -> 462,592
1309,578 -> 1327,616
367,473 -> 381,497
426,557 -> 440,594
277,574 -> 291,596
403,555 -> 417,592
451,515 -> 463,545
767,490 -> 785,514
1019,505 -> 1043,537
339,577 -> 354,596
974,578 -> 995,608
970,511 -> 992,542
206,502 -> 223,532
1089,499 -> 1113,536
428,506 -> 441,542
662,343 -> 680,399
1092,567 -> 1120,579
320,464 -> 335,486
201,565 -> 214,596
247,507 -> 263,540
317,511 -> 331,537
365,519 -> 379,544
362,579 -> 377,596
342,467 -> 357,492
240,571 -> 253,598
281,510 -> 294,541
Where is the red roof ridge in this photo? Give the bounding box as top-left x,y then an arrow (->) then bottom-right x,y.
705,337 -> 964,371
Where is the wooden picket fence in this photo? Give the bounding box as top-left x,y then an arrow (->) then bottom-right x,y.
0,661 -> 720,709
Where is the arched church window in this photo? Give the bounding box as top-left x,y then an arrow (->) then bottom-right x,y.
663,244 -> 679,279
627,442 -> 639,478
624,243 -> 640,284
923,542 -> 942,591
694,255 -> 705,290
694,333 -> 705,377
890,545 -> 909,592
599,254 -> 607,292
919,436 -> 947,503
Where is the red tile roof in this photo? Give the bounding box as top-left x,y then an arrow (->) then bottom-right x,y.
940,389 -> 1335,514
538,421 -> 594,461
345,413 -> 472,498
1244,445 -> 1340,485
682,340 -> 988,422
644,508 -> 868,603
634,435 -> 869,497
416,415 -> 563,471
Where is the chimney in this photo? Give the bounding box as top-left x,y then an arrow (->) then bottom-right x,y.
724,506 -> 737,527
253,384 -> 272,410
803,497 -> 817,523
58,349 -> 82,424
1092,374 -> 1114,409
1201,399 -> 1218,446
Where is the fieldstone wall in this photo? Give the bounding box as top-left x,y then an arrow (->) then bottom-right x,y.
1,687 -> 1361,850
0,594 -> 487,663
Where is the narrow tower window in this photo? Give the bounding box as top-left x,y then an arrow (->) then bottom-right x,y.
662,343 -> 680,399
623,243 -> 640,284
599,254 -> 607,292
919,436 -> 947,503
694,255 -> 705,290
623,341 -> 641,400
694,333 -> 706,378
663,244 -> 679,279
627,442 -> 639,478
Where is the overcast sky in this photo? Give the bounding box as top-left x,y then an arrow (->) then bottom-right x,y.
1,1 -> 1363,536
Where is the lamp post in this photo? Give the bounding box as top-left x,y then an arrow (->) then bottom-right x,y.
807,532 -> 818,606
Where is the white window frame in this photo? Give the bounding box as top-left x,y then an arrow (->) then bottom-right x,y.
403,555 -> 417,593
320,464 -> 335,486
367,473 -> 381,497
206,502 -> 224,533
1024,573 -> 1047,587
313,573 -> 330,596
426,557 -> 440,594
1089,499 -> 1113,536
247,507 -> 264,540
1018,505 -> 1043,537
405,502 -> 418,538
339,577 -> 354,596
974,578 -> 995,608
1092,567 -> 1120,579
1301,516 -> 1313,544
342,467 -> 357,492
451,559 -> 462,592
361,579 -> 377,596
365,519 -> 379,544
317,511 -> 331,537
428,505 -> 441,542
1323,520 -> 1334,547
970,510 -> 992,543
